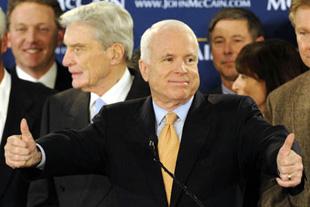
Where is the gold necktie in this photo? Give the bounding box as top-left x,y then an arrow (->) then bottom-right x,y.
158,112 -> 180,205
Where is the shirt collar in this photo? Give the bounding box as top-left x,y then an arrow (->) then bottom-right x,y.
90,68 -> 133,107
221,84 -> 235,94
16,62 -> 57,89
0,69 -> 10,89
0,69 -> 12,140
153,96 -> 194,126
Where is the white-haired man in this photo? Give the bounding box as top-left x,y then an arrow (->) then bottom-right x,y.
27,2 -> 149,207
5,16 -> 304,207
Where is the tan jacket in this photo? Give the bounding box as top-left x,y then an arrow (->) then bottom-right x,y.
264,71 -> 310,207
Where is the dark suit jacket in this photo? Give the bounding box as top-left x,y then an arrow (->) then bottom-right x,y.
208,85 -> 261,207
207,85 -> 223,94
9,62 -> 72,92
27,69 -> 150,207
33,92 -> 301,207
0,74 -> 55,207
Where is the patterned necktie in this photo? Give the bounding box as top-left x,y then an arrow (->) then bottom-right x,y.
158,112 -> 180,205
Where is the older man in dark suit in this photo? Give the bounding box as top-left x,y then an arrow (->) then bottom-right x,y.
27,2 -> 149,207
0,7 -> 55,207
4,5 -> 304,207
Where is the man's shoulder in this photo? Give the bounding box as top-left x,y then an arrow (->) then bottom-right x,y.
207,93 -> 260,116
107,96 -> 148,110
207,93 -> 248,105
269,71 -> 310,100
12,75 -> 55,96
207,85 -> 222,94
47,88 -> 88,105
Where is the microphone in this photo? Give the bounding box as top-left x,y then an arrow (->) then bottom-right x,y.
148,139 -> 206,207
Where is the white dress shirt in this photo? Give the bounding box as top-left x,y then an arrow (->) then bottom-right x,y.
16,62 -> 57,89
89,68 -> 133,120
153,97 -> 193,140
0,69 -> 12,142
222,84 -> 235,94
37,68 -> 134,168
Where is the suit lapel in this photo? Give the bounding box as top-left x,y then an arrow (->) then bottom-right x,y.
64,91 -> 90,128
171,93 -> 214,206
1,78 -> 34,149
0,78 -> 34,199
133,97 -> 168,206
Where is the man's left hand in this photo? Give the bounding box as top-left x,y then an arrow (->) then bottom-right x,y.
276,133 -> 303,187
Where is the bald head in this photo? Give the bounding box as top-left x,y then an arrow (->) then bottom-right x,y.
140,20 -> 198,64
139,20 -> 200,110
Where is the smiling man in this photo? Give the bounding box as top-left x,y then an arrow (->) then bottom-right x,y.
6,0 -> 71,91
4,17 -> 304,207
0,6 -> 55,207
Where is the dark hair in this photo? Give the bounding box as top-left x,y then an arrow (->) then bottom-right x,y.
236,39 -> 308,95
7,0 -> 63,28
208,8 -> 264,42
127,48 -> 140,70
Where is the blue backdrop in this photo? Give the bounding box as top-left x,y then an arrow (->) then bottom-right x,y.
0,0 -> 294,92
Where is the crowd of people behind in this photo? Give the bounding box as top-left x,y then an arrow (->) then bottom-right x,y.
0,0 -> 309,207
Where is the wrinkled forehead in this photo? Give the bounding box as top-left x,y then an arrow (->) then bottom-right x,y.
294,5 -> 310,28
151,31 -> 198,61
63,22 -> 98,45
9,2 -> 57,27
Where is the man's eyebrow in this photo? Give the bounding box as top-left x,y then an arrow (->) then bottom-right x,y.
64,43 -> 86,47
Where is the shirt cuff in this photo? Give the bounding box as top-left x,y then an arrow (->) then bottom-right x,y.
35,143 -> 46,170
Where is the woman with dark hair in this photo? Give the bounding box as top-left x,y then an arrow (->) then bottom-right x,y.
232,39 -> 308,115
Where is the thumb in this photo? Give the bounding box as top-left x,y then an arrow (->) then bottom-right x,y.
279,133 -> 295,157
20,118 -> 34,143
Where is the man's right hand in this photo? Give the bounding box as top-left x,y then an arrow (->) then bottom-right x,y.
4,118 -> 42,168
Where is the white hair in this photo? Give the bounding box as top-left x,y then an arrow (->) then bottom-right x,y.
140,19 -> 198,63
60,1 -> 133,61
0,7 -> 6,37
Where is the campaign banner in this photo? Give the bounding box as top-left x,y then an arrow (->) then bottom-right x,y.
0,0 -> 293,92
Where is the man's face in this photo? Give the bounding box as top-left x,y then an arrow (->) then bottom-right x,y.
294,5 -> 310,68
7,2 -> 61,72
210,19 -> 254,82
63,22 -> 113,92
140,27 -> 200,105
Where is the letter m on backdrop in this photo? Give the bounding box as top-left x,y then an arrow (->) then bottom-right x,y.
267,0 -> 290,10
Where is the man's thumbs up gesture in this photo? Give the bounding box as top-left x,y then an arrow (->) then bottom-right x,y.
276,133 -> 303,187
4,119 -> 42,168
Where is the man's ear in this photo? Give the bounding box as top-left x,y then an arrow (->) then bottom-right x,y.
6,31 -> 12,48
255,35 -> 264,42
109,43 -> 125,65
139,59 -> 149,82
1,33 -> 8,53
56,29 -> 65,46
